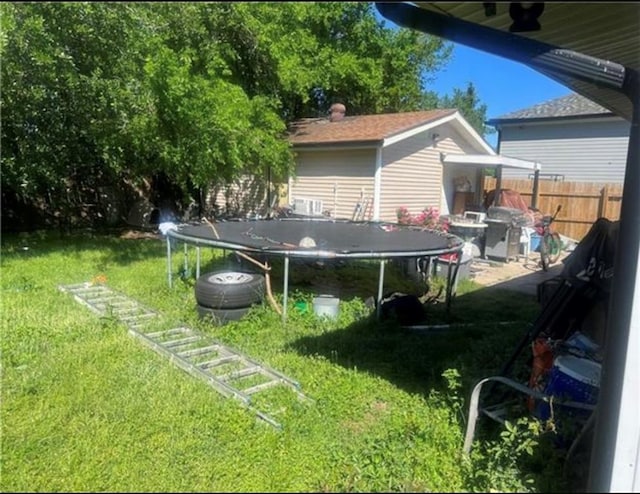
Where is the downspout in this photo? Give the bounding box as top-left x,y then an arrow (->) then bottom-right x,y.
373,145 -> 383,221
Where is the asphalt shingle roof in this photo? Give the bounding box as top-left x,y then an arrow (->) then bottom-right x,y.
490,92 -> 613,121
288,109 -> 457,145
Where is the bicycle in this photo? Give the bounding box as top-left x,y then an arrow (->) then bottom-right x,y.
535,204 -> 563,271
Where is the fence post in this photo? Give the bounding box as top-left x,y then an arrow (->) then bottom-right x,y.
599,185 -> 609,218
531,169 -> 540,209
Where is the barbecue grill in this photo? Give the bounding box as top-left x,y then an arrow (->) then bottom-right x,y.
484,207 -> 528,262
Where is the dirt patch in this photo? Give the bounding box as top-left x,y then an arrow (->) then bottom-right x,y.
470,251 -> 570,288
467,251 -> 572,298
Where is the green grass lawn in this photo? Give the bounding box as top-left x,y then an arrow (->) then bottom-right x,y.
1,229 -> 570,492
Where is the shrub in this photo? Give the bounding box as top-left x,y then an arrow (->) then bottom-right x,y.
396,206 -> 450,232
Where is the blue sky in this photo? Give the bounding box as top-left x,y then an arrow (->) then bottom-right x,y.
375,8 -> 573,149
430,43 -> 572,147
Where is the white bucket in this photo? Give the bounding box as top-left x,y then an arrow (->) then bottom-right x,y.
312,295 -> 340,320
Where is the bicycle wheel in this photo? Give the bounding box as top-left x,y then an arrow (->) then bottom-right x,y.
539,238 -> 550,271
545,232 -> 563,264
540,232 -> 562,271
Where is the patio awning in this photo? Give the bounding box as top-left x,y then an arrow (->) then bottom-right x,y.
441,153 -> 542,171
441,153 -> 542,208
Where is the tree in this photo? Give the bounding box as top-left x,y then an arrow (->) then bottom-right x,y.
1,3 -> 154,227
436,82 -> 493,137
1,2 -> 466,230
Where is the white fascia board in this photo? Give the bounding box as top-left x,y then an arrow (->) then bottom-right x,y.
449,112 -> 497,155
442,153 -> 542,171
382,115 -> 454,147
382,111 -> 496,156
294,112 -> 494,154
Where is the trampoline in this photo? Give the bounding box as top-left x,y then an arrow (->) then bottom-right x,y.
166,218 -> 465,321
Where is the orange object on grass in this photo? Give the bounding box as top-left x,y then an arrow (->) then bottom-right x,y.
527,337 -> 554,411
91,274 -> 107,285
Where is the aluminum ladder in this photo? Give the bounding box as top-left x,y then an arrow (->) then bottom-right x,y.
58,282 -> 310,429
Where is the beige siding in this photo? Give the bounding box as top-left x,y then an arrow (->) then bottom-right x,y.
215,119 -> 489,222
380,124 -> 477,221
290,149 -> 376,219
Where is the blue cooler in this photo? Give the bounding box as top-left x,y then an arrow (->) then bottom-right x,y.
536,355 -> 601,421
530,233 -> 542,252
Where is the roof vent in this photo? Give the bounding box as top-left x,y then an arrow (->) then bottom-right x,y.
329,103 -> 346,122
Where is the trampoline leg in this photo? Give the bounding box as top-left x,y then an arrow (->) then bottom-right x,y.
445,252 -> 462,313
183,243 -> 188,277
167,237 -> 173,289
376,260 -> 386,321
282,255 -> 290,322
196,246 -> 201,279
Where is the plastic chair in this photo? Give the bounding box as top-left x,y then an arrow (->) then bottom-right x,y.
463,375 -> 596,454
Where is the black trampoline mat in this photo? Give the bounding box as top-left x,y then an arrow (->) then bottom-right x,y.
171,219 -> 463,258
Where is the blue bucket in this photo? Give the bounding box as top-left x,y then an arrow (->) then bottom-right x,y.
536,355 -> 600,421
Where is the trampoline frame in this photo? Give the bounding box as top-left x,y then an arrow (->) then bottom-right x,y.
166,218 -> 465,321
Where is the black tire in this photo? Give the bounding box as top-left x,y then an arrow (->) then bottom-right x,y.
195,270 -> 265,309
196,304 -> 251,324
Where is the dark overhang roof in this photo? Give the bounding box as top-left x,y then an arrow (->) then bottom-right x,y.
494,92 -> 611,119
375,2 -> 639,122
486,92 -> 624,126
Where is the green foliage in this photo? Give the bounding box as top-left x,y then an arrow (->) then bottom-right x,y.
437,82 -> 493,137
1,2 -> 469,230
463,416 -> 541,492
462,411 -> 570,493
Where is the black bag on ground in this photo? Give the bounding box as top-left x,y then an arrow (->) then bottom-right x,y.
378,292 -> 425,325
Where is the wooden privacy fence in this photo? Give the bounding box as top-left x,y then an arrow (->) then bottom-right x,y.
483,177 -> 623,241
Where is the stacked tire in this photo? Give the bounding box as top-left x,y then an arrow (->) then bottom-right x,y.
195,270 -> 266,325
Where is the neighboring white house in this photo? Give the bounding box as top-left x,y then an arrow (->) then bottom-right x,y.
487,93 -> 631,183
287,105 -> 536,222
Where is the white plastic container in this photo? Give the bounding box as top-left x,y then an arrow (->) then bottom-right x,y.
312,295 -> 340,320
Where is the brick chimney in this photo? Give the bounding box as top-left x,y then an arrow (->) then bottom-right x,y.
329,103 -> 346,122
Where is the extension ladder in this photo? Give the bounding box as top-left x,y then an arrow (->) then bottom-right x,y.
58,282 -> 310,429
